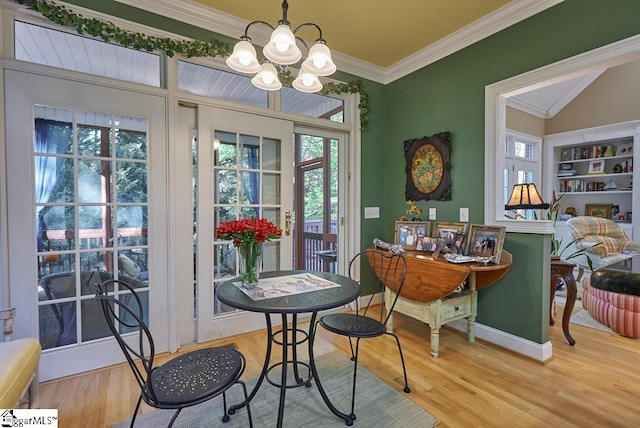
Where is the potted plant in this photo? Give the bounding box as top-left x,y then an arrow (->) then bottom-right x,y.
545,191 -> 598,271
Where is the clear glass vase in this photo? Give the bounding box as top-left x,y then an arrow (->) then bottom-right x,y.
238,242 -> 261,288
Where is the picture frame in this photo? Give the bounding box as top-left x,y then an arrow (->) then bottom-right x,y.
434,228 -> 466,254
432,221 -> 468,237
615,143 -> 633,157
404,132 -> 452,201
465,224 -> 506,263
394,221 -> 430,250
587,159 -> 605,174
585,203 -> 612,219
416,236 -> 438,252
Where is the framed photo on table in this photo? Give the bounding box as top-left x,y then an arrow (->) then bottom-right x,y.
395,221 -> 430,250
416,236 -> 438,252
466,224 -> 506,263
432,221 -> 468,236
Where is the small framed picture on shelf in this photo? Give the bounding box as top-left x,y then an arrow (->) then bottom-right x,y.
558,163 -> 574,171
615,143 -> 633,157
588,160 -> 605,174
585,203 -> 612,219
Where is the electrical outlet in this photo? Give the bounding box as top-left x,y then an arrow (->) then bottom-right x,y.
429,208 -> 436,220
460,207 -> 469,222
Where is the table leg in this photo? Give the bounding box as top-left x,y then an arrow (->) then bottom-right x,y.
308,312 -> 354,426
562,273 -> 577,346
277,313 -> 289,427
430,327 -> 440,358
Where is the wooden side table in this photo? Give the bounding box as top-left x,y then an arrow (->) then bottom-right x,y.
550,258 -> 577,346
370,249 -> 512,357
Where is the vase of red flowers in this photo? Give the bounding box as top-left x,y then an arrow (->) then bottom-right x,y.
216,218 -> 282,288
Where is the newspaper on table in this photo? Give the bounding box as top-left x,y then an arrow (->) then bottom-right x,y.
233,272 -> 341,301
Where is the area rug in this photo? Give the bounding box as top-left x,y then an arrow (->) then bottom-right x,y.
111,350 -> 439,428
570,308 -> 614,333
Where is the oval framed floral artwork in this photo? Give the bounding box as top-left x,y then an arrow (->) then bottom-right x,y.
404,132 -> 451,201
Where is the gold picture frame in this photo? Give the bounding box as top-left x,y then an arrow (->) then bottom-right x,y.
585,203 -> 612,219
432,221 -> 468,237
465,224 -> 506,263
394,221 -> 430,250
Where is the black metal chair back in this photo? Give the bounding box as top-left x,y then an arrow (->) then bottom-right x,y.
315,249 -> 410,423
95,279 -> 253,428
95,279 -> 156,401
349,249 -> 407,325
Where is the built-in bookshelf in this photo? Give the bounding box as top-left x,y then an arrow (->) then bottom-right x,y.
543,121 -> 640,242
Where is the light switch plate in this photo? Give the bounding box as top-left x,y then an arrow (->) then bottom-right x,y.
364,207 -> 380,219
429,208 -> 436,220
460,207 -> 469,222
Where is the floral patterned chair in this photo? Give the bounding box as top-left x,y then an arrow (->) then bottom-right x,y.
566,216 -> 640,268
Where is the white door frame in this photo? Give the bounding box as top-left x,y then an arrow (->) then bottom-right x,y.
2,63 -> 169,380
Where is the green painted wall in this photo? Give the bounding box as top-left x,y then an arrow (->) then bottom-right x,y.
383,0 -> 640,342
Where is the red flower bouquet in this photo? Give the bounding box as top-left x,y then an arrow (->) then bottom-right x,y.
216,218 -> 282,246
216,218 -> 282,287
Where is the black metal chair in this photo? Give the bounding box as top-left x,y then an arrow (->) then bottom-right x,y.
95,279 -> 252,428
316,249 -> 410,424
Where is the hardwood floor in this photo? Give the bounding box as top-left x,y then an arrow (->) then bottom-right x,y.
39,308 -> 640,427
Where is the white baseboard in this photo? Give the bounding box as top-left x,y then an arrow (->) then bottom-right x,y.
447,319 -> 552,362
373,292 -> 553,362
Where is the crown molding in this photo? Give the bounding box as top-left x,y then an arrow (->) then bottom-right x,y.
384,0 -> 564,84
112,0 -> 563,85
506,97 -> 548,118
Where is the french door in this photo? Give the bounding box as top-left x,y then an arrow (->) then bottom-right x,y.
294,127 -> 344,273
4,69 -> 168,381
191,105 -> 294,342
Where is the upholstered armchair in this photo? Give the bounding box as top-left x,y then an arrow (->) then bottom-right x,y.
566,216 -> 640,268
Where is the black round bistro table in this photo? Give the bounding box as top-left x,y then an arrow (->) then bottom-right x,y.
217,270 -> 360,427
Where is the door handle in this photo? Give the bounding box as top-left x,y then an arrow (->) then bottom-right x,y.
285,210 -> 292,236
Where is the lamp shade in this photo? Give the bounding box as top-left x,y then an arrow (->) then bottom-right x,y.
225,39 -> 261,74
292,65 -> 323,93
301,41 -> 336,76
263,25 -> 302,65
505,183 -> 550,210
251,62 -> 282,91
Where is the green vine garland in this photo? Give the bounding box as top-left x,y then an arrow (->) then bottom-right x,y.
13,0 -> 369,128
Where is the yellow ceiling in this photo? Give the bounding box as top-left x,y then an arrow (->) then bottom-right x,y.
193,0 -> 511,68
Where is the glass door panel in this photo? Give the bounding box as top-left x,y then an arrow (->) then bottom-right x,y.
195,105 -> 293,342
5,69 -> 167,380
294,132 -> 339,273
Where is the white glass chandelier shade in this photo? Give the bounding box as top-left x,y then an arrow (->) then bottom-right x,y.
263,25 -> 302,65
251,62 -> 282,91
301,42 -> 336,76
292,65 -> 323,93
225,39 -> 261,74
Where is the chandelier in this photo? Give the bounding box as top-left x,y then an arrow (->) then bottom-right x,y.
225,0 -> 336,93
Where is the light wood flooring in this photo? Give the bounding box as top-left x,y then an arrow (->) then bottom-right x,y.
39,307 -> 640,427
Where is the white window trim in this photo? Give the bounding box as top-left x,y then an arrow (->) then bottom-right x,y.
485,34 -> 640,234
